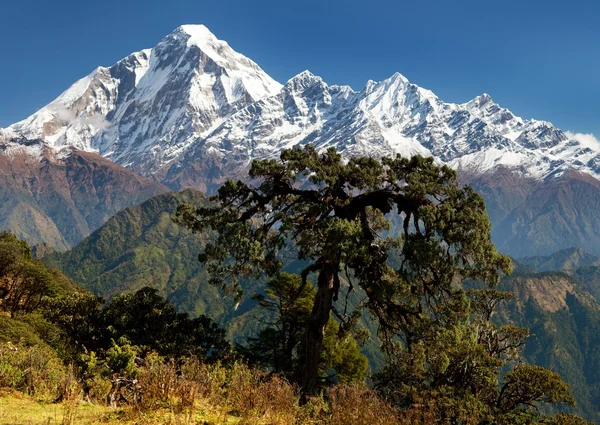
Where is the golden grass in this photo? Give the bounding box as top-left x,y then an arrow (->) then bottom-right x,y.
0,390 -> 241,425
0,390 -> 110,425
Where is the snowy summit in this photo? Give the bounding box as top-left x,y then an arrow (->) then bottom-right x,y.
2,24 -> 600,185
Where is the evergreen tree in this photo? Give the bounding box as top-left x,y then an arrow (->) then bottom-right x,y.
376,289 -> 578,423
175,145 -> 511,396
0,232 -> 72,317
241,272 -> 368,385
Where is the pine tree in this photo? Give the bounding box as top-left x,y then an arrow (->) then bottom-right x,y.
175,145 -> 511,396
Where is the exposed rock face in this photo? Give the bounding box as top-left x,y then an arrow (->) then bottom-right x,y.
495,270 -> 600,420
4,25 -> 282,180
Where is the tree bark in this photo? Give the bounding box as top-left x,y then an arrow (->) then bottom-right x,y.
296,261 -> 337,400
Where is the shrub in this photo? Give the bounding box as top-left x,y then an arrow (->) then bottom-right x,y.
226,362 -> 298,424
328,383 -> 399,425
0,341 -> 70,401
0,315 -> 45,346
136,353 -> 178,409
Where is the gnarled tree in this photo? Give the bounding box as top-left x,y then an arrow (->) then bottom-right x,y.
175,145 -> 511,396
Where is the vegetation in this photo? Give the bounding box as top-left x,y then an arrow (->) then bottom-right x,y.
173,146 -> 586,422
43,190 -> 227,319
43,188 -> 383,361
43,189 -> 600,420
240,272 -> 368,385
495,271 -> 600,422
5,147 -> 595,423
0,232 -> 78,316
175,146 -> 510,394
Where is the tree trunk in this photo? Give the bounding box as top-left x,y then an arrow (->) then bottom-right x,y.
296,261 -> 337,400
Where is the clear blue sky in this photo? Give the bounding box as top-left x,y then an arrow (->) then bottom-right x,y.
1,0 -> 599,135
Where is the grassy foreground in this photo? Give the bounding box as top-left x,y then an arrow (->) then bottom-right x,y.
0,390 -> 240,425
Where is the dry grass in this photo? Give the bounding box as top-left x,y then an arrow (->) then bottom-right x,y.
327,383 -> 399,425
0,390 -> 112,425
0,356 -> 415,425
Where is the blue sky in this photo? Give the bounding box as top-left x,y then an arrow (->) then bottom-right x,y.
1,0 -> 599,136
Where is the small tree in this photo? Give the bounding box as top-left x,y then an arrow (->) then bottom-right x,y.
176,145 -> 511,396
242,272 -> 368,385
103,287 -> 231,360
0,232 -> 57,317
376,289 -> 579,423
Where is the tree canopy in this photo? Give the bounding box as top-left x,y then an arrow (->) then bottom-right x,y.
176,145 -> 512,395
0,232 -> 76,317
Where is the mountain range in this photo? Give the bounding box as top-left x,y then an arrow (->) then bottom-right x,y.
2,24 -> 600,255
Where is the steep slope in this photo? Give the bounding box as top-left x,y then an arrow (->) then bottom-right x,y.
0,143 -> 167,250
460,167 -> 538,225
572,266 -> 600,302
492,171 -> 600,256
43,189 -> 226,317
5,25 -> 281,179
496,271 -> 600,421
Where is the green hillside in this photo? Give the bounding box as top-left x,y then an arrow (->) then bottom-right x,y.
492,270 -> 600,421
45,189 -> 227,319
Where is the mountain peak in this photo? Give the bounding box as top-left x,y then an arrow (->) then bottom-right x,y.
288,70 -> 322,83
5,24 -> 600,186
468,93 -> 495,108
389,71 -> 409,83
177,24 -> 213,36
173,24 -> 222,48
285,71 -> 326,92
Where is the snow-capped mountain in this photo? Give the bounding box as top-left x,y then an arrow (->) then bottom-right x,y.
4,25 -> 281,177
4,24 -> 600,187
5,24 -> 600,256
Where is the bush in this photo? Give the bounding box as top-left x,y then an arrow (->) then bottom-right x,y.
328,383 -> 399,425
227,362 -> 298,424
136,353 -> 177,409
0,315 -> 45,346
86,374 -> 112,405
0,341 -> 71,401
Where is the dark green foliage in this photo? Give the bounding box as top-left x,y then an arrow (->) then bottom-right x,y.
103,287 -> 231,359
0,233 -> 231,369
498,365 -> 574,413
376,290 -> 577,424
42,188 -> 385,371
44,189 -> 228,320
43,286 -> 231,362
0,315 -> 47,347
572,265 -> 600,301
43,291 -> 107,355
241,272 -> 368,385
0,231 -> 79,317
175,146 -> 585,421
175,146 -> 511,395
